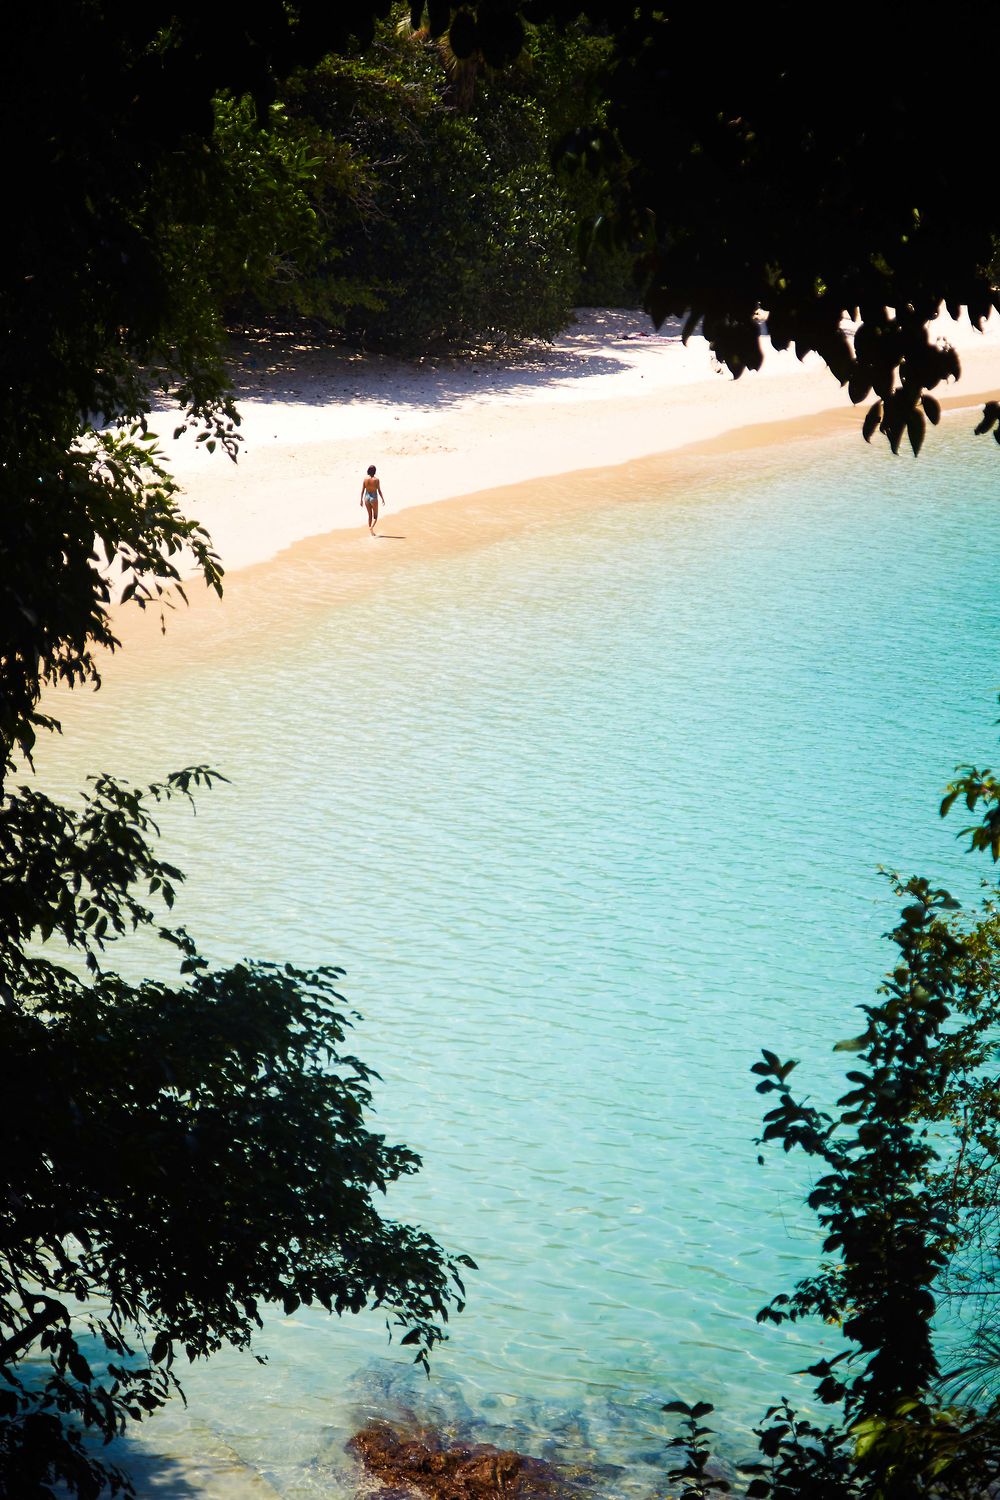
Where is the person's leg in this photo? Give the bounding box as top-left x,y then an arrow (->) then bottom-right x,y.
370,498 -> 379,531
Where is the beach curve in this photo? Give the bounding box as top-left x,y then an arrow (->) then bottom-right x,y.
157,307 -> 1000,580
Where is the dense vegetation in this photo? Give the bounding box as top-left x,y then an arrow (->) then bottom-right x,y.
5,1 -> 1000,1495
264,27 -> 579,349
211,13 -> 635,351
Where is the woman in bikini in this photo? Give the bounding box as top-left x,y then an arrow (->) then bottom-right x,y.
360,465 -> 385,534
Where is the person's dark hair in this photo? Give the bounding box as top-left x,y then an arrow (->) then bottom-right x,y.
367,464 -> 377,476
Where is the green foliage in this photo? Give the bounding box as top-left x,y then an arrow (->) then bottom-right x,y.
0,426 -> 223,783
742,1400 -> 858,1499
207,94 -> 386,327
664,793 -> 1000,1495
278,17 -> 578,352
558,1 -> 1000,451
1,7 -> 484,1495
737,874 -> 998,1494
254,9 -> 643,348
753,877 -> 967,1412
940,760 -> 1000,863
405,2 -> 1000,450
658,698 -> 1000,1496
0,763 -> 473,1498
518,20 -> 640,308
15,3 -> 1000,1493
663,1400 -> 731,1497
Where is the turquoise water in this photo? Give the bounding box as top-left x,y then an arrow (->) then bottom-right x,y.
38,417 -> 1000,1496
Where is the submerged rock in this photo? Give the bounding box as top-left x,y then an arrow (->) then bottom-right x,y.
348,1421 -> 585,1500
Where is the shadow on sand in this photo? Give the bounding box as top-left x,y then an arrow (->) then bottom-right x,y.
105,1444 -> 211,1498
201,310 -> 687,415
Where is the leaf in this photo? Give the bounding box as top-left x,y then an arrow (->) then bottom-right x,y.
758,1423 -> 790,1456
425,0 -> 450,38
883,411 -> 905,454
974,400 -> 1000,435
649,288 -> 677,330
907,408 -> 926,457
862,400 -> 882,442
448,8 -> 477,57
150,1332 -> 172,1364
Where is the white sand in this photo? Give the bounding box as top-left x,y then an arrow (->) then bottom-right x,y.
156,307 -> 1000,576
82,306 -> 1000,1494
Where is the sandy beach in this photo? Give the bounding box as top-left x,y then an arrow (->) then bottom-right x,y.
50,307 -> 1000,1500
154,306 -> 1000,580
85,302 -> 1000,681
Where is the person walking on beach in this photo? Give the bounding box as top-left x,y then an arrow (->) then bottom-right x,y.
360,464 -> 385,534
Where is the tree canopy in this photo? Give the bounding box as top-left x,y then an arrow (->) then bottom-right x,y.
11,1 -> 1000,472
6,3 -> 1000,1495
413,1 -> 1000,454
265,22 -> 581,351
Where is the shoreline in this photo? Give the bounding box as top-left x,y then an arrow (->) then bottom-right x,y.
84,378 -> 1000,694
89,305 -> 1000,682
155,306 -> 1000,579
48,312 -> 1000,1499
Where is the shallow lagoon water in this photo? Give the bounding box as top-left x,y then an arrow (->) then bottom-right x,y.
40,417 -> 1000,1495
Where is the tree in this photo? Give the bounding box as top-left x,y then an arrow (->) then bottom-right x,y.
211,10 -> 640,346
7,4 -> 1000,1493
0,770 -> 472,1497
743,874 -> 1000,1497
659,744 -> 1000,1497
409,2 -> 1000,455
662,877 -> 1000,1497
2,5 -> 477,1495
277,13 -> 578,352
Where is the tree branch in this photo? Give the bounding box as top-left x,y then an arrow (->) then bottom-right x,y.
0,1295 -> 67,1367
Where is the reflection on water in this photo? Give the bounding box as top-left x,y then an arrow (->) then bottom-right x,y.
41,418 -> 1000,1495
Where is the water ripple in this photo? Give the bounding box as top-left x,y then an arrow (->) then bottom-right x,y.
41,418 -> 1000,1495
